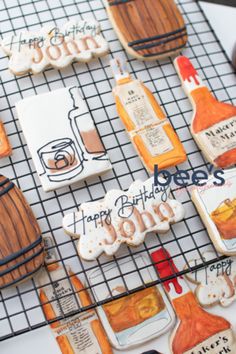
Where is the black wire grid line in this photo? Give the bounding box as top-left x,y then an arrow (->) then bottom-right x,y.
0,0 -> 236,342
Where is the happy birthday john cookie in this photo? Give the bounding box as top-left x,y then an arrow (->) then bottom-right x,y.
1,19 -> 109,75
63,177 -> 185,260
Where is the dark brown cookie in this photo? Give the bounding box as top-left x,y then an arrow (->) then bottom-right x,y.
0,175 -> 44,288
105,0 -> 188,60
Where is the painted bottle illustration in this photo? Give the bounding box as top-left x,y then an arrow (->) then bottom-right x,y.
39,262 -> 113,354
68,87 -> 107,161
175,56 -> 236,168
151,248 -> 236,354
38,86 -> 107,182
110,58 -> 186,173
0,121 -> 12,158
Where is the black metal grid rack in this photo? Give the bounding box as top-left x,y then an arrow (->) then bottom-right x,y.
0,0 -> 236,342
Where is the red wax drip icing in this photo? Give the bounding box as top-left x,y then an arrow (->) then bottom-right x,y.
151,248 -> 183,294
176,56 -> 200,86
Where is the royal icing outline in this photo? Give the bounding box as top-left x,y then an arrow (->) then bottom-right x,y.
192,168 -> 236,255
185,251 -> 236,308
88,254 -> 176,350
1,19 -> 109,75
62,177 -> 185,260
16,86 -> 112,192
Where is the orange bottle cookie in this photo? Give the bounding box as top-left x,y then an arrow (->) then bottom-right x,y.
0,121 -> 12,157
175,56 -> 236,168
38,246 -> 112,354
152,248 -> 236,354
110,58 -> 186,173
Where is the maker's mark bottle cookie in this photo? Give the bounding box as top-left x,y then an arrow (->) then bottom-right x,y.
151,248 -> 236,354
175,56 -> 236,168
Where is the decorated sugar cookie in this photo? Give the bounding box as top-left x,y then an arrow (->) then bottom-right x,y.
103,0 -> 187,60
38,241 -> 113,354
1,19 -> 109,75
16,86 -> 111,192
192,168 -> 236,255
0,121 -> 12,158
0,175 -> 44,288
88,255 -> 176,350
174,56 -> 236,168
110,58 -> 186,173
151,248 -> 236,354
63,177 -> 185,260
185,251 -> 236,308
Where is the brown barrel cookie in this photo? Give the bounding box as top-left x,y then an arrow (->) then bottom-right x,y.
105,0 -> 188,60
0,175 -> 44,288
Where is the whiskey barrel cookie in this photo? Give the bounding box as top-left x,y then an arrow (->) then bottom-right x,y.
104,0 -> 188,60
0,175 -> 44,288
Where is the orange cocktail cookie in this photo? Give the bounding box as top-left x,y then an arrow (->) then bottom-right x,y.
191,168 -> 236,256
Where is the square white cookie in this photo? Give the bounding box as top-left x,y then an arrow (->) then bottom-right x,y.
192,168 -> 236,255
16,86 -> 112,192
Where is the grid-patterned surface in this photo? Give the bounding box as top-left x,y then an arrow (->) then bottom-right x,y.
0,0 -> 236,342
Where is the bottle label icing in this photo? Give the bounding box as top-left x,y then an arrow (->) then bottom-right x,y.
41,266 -> 80,316
195,116 -> 236,161
53,311 -> 101,354
183,328 -> 236,354
138,123 -> 174,156
115,80 -> 160,128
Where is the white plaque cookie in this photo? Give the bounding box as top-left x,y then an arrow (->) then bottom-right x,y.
1,19 -> 109,75
16,86 -> 112,192
88,255 -> 176,350
192,168 -> 236,255
186,251 -> 236,307
63,177 -> 185,260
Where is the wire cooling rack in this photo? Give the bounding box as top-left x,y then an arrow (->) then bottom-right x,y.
0,0 -> 236,342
